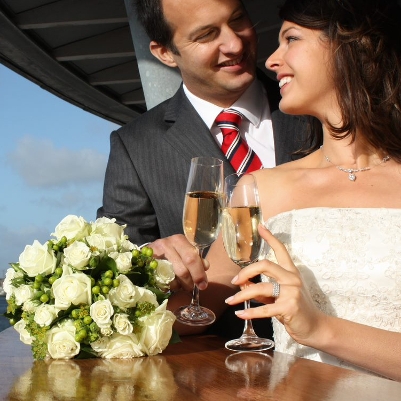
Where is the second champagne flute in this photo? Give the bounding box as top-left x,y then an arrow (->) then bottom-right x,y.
222,173 -> 274,351
174,156 -> 224,326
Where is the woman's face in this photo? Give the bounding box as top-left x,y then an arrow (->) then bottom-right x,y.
266,21 -> 338,120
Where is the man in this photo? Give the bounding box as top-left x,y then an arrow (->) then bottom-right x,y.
97,0 -> 310,335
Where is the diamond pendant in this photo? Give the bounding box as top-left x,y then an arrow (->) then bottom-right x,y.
348,173 -> 356,181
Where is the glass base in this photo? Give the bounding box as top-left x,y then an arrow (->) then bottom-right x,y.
174,305 -> 216,326
225,335 -> 274,352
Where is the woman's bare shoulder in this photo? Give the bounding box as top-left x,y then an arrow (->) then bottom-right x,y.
253,156 -> 311,183
252,154 -> 318,218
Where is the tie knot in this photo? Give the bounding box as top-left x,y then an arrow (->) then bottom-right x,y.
215,108 -> 243,130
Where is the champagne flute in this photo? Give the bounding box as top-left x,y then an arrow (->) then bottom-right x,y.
222,173 -> 274,351
174,157 -> 224,326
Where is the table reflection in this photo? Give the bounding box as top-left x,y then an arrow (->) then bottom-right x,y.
2,328 -> 400,401
225,352 -> 273,400
8,356 -> 178,401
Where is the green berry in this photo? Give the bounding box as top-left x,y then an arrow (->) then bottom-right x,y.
149,260 -> 158,269
112,279 -> 120,288
48,276 -> 57,285
141,246 -> 153,257
104,270 -> 114,279
33,281 -> 42,290
83,316 -> 93,325
92,286 -> 101,295
103,277 -> 113,286
101,286 -> 110,294
132,249 -> 140,258
55,267 -> 63,277
40,294 -> 49,303
75,329 -> 87,342
89,258 -> 98,268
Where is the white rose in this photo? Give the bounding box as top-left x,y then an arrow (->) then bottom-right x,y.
108,275 -> 157,309
63,240 -> 91,270
113,313 -> 133,335
91,217 -> 125,240
14,284 -> 34,306
52,215 -> 90,241
154,260 -> 175,290
90,336 -> 110,353
3,268 -> 24,300
100,325 -> 114,336
121,239 -> 137,252
47,323 -> 80,359
139,300 -> 176,356
136,286 -> 159,306
90,299 -> 114,327
19,240 -> 57,277
86,233 -> 118,253
22,299 -> 39,313
34,304 -> 58,327
14,319 -> 34,345
52,271 -> 92,310
98,333 -> 144,359
109,251 -> 132,274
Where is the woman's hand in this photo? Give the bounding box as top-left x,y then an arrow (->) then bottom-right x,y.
225,225 -> 328,347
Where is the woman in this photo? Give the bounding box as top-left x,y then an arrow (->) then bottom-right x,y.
206,0 -> 401,380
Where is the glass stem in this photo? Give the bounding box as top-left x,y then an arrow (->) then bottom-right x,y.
189,246 -> 205,310
241,300 -> 257,337
190,285 -> 201,309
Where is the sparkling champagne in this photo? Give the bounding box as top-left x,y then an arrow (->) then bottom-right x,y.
222,206 -> 262,266
183,191 -> 223,248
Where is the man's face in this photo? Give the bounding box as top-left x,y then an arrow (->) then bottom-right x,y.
161,0 -> 257,107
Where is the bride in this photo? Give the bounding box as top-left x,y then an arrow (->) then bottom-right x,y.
206,0 -> 401,380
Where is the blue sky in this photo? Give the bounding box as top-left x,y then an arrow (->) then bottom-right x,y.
0,64 -> 119,277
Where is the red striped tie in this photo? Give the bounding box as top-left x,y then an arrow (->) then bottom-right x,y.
215,109 -> 263,174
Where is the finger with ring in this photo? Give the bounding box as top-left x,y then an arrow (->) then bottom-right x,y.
272,282 -> 280,298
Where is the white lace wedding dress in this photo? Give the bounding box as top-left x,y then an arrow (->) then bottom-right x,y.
262,207 -> 401,372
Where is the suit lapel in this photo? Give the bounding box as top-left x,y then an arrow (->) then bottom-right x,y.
162,86 -> 235,175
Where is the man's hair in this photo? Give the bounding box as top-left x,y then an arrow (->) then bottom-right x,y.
280,0 -> 401,161
134,0 -> 179,54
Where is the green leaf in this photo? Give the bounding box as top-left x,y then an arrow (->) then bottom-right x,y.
169,329 -> 181,344
75,344 -> 98,359
90,256 -> 118,279
147,286 -> 171,304
126,270 -> 149,287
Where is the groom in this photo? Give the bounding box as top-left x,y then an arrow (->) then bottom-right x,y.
97,0 -> 311,335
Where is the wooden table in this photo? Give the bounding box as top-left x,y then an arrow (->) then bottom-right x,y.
1,327 -> 400,400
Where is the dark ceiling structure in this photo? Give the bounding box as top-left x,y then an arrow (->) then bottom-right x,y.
0,0 -> 282,126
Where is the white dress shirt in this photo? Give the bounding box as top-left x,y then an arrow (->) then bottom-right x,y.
183,79 -> 276,167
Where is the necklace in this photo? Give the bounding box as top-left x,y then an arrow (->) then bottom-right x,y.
324,154 -> 390,181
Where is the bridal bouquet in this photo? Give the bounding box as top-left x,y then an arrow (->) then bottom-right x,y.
3,215 -> 176,360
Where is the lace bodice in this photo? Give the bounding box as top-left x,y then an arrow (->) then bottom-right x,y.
262,208 -> 401,371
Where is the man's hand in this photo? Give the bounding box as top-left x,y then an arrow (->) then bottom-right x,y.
149,234 -> 209,292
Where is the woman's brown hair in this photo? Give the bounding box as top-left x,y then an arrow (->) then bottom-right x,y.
280,0 -> 401,161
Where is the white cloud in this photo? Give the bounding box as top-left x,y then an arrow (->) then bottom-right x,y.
33,186 -> 103,217
6,135 -> 108,188
0,223 -> 50,277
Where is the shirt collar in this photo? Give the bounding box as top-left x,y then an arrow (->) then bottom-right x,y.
183,79 -> 265,129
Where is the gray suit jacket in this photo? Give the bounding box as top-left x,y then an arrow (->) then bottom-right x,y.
97,73 -> 309,245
